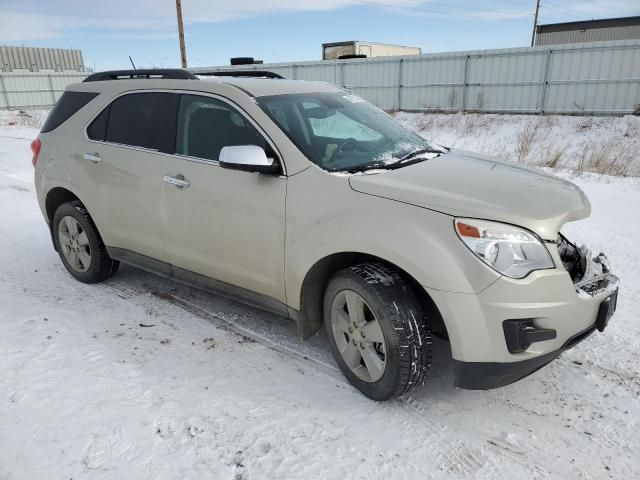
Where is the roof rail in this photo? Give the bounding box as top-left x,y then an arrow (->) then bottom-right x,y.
83,69 -> 198,82
196,70 -> 284,79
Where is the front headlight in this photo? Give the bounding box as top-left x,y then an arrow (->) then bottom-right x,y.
454,218 -> 554,279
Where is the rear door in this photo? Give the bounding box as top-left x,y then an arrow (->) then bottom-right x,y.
75,91 -> 177,261
162,93 -> 287,302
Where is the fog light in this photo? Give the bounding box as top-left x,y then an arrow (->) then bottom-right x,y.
503,319 -> 557,354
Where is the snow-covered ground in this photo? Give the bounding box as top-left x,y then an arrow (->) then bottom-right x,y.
1,112 -> 639,479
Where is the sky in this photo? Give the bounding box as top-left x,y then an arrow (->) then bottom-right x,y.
0,0 -> 638,71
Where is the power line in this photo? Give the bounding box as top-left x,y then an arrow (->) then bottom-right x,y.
354,0 -> 530,20
581,0 -> 610,10
488,0 -> 536,7
544,0 -> 589,17
409,0 -> 529,16
540,3 -> 587,21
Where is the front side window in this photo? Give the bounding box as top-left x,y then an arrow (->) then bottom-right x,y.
88,92 -> 174,150
176,94 -> 268,162
258,92 -> 445,172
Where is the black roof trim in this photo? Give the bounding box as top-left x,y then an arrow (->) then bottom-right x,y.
83,69 -> 198,82
196,70 -> 284,79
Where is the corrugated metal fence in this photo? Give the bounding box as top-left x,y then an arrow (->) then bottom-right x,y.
194,39 -> 640,115
0,72 -> 86,110
2,40 -> 639,114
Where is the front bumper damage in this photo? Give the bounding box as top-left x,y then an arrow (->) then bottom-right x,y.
431,233 -> 619,390
557,233 -> 619,301
558,234 -> 620,333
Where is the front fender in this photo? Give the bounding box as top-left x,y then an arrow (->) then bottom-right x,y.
284,167 -> 501,310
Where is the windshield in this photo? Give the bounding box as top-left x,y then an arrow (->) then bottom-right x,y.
257,92 -> 446,172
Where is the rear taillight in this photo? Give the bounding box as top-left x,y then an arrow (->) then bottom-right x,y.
31,138 -> 41,167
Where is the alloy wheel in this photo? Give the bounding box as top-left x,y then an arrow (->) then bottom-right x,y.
58,216 -> 91,273
330,290 -> 387,382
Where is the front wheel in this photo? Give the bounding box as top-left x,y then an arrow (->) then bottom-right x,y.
324,263 -> 432,400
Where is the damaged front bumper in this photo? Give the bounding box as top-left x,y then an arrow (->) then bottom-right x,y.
426,233 -> 620,390
557,233 -> 620,300
557,235 -> 619,333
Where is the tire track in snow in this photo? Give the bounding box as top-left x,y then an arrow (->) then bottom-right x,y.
148,289 -> 345,382
160,287 -> 569,478
145,288 -> 535,477
398,396 -> 579,479
158,285 -> 621,479
93,279 -> 560,478
97,285 -> 443,477
399,398 -> 493,477
96,274 -> 638,478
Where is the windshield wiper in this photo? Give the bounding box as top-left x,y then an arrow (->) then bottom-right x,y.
345,163 -> 386,173
340,146 -> 448,174
398,146 -> 447,161
344,156 -> 427,173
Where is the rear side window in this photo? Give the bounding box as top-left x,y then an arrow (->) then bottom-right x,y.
87,93 -> 176,150
41,91 -> 98,133
105,93 -> 174,150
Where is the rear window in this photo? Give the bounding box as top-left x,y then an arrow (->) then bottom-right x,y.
41,91 -> 99,133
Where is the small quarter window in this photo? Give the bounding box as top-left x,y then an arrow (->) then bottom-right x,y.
87,106 -> 109,141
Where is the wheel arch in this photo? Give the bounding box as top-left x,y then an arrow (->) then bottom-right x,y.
44,186 -> 100,251
45,187 -> 81,225
297,251 -> 448,341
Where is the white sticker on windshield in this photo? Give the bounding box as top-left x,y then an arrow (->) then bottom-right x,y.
342,94 -> 364,103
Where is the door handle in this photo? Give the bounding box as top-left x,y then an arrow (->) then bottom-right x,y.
163,175 -> 190,188
83,152 -> 102,163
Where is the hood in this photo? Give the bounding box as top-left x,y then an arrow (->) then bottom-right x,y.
348,149 -> 590,240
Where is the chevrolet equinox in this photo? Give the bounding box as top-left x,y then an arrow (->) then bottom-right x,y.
32,69 -> 619,400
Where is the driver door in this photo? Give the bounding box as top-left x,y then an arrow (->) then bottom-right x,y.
162,94 -> 287,302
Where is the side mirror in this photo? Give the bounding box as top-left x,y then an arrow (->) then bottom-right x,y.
219,145 -> 279,174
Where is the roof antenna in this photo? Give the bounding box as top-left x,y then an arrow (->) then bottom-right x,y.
129,56 -> 137,69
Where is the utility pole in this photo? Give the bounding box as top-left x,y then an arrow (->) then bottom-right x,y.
531,0 -> 541,47
175,0 -> 188,68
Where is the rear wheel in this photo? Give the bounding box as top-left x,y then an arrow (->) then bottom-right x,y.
53,201 -> 119,283
324,263 -> 432,400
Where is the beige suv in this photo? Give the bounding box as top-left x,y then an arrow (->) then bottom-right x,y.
33,69 -> 619,400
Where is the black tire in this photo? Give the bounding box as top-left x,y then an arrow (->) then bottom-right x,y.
52,201 -> 119,283
323,263 -> 432,400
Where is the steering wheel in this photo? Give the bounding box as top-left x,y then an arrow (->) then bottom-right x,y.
336,138 -> 359,155
326,138 -> 365,166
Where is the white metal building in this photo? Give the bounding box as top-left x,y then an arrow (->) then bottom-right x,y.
322,41 -> 421,60
0,46 -> 85,73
